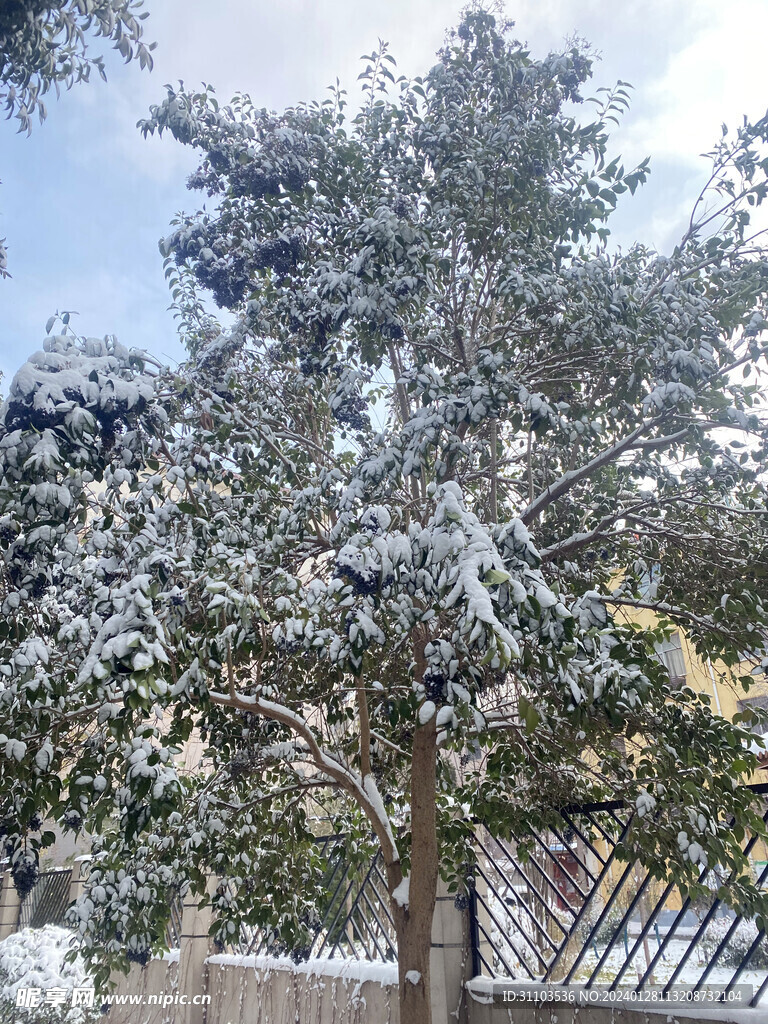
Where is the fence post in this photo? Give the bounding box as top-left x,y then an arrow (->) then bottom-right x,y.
468,886 -> 482,978
177,879 -> 214,1024
0,870 -> 21,940
430,880 -> 471,1024
68,856 -> 90,908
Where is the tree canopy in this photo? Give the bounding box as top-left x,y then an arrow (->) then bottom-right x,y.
1,9 -> 768,1021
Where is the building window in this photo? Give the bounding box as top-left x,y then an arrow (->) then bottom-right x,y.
738,695 -> 768,738
655,632 -> 687,688
638,564 -> 659,598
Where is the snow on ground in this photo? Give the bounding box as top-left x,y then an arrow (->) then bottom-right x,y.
571,939 -> 768,1002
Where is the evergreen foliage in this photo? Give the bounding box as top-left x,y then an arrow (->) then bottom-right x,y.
1,8 -> 767,1016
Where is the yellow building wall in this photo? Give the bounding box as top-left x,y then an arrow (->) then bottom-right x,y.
614,604 -> 768,883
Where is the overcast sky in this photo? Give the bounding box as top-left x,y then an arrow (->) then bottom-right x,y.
2,0 -> 768,384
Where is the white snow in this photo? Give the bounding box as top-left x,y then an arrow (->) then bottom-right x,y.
0,926 -> 94,1017
465,977 -> 495,1004
362,774 -> 400,863
405,970 -> 421,985
435,705 -> 456,729
392,876 -> 410,909
418,700 -> 436,724
206,952 -> 398,986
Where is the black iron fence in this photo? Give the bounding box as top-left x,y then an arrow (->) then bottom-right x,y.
10,784 -> 768,1010
18,868 -> 72,930
469,783 -> 768,1008
234,834 -> 397,962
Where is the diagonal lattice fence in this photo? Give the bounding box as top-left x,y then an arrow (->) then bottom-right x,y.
225,785 -> 768,1009
235,834 -> 397,962
470,782 -> 768,1007
18,868 -> 72,930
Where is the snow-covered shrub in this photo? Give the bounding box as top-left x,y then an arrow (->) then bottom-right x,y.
0,927 -> 99,1023
700,917 -> 768,970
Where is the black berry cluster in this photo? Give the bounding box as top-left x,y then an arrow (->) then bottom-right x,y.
197,256 -> 250,310
228,160 -> 308,201
251,236 -> 303,277
392,195 -> 410,219
379,319 -> 405,340
126,948 -> 151,967
298,323 -> 330,377
335,559 -> 379,597
12,853 -> 39,900
332,394 -> 368,431
4,388 -> 138,448
62,810 -> 83,832
423,668 -> 447,704
176,227 -> 302,309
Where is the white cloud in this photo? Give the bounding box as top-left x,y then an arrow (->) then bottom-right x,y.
3,0 -> 768,375
617,0 -> 768,163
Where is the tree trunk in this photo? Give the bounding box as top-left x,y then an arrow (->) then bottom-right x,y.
395,711 -> 439,1024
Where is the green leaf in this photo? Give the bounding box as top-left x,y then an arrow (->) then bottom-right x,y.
484,569 -> 511,586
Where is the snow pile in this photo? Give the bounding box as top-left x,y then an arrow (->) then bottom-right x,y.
206,951 -> 398,986
0,926 -> 98,1022
392,876 -> 410,909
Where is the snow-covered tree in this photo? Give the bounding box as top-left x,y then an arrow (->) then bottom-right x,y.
1,0 -> 153,129
2,10 -> 768,1023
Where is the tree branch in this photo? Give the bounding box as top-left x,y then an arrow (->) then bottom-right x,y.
207,688 -> 400,865
520,417 -> 668,525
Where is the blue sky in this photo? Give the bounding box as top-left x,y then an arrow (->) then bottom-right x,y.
2,0 -> 768,387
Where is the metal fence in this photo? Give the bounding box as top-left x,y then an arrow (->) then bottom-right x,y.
167,891 -> 183,948
234,834 -> 397,962
18,868 -> 72,930
469,783 -> 768,1008
15,786 -> 768,1009
15,865 -> 184,950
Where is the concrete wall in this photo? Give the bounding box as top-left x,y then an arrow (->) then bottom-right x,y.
466,997 -> 764,1024
206,957 -> 398,1024
106,957 -> 183,1024
0,870 -> 20,941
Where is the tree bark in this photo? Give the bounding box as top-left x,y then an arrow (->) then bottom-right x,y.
395,710 -> 439,1024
